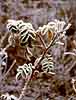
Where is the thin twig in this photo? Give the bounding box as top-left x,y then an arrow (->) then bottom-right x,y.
37,33 -> 47,49
64,52 -> 76,56
3,59 -> 16,79
32,44 -> 45,50
3,44 -> 11,51
64,61 -> 76,75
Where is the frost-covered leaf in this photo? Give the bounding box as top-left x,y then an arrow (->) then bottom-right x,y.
41,55 -> 55,74
7,20 -> 18,33
16,63 -> 33,80
7,19 -> 36,47
64,23 -> 71,31
56,41 -> 64,45
18,22 -> 36,46
36,19 -> 71,42
0,49 -> 8,73
1,93 -> 18,100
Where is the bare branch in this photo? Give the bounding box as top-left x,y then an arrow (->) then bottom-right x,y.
3,60 -> 16,79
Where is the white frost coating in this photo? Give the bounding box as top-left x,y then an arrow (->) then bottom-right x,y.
16,63 -> 33,80
1,93 -> 18,100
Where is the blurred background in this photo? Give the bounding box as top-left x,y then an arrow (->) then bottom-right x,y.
0,0 -> 76,31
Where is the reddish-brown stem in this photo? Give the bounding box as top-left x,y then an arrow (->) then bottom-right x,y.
37,33 -> 47,50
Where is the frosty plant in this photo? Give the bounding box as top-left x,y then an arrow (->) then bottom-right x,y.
1,93 -> 18,100
0,48 -> 8,74
16,63 -> 34,80
0,19 -> 71,100
41,55 -> 55,74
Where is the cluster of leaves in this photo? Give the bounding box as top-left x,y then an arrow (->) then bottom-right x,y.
7,20 -> 36,47
6,19 -> 71,83
0,19 -> 71,100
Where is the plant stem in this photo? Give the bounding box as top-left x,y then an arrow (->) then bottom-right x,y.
37,33 -> 47,49
3,59 -> 16,79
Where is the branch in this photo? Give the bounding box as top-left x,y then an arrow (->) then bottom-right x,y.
3,44 -> 11,51
2,60 -> 16,79
37,33 -> 47,49
64,52 -> 76,56
64,61 -> 76,75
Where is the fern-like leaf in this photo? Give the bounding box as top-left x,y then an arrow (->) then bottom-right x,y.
16,63 -> 33,80
7,20 -> 36,47
41,55 -> 55,74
